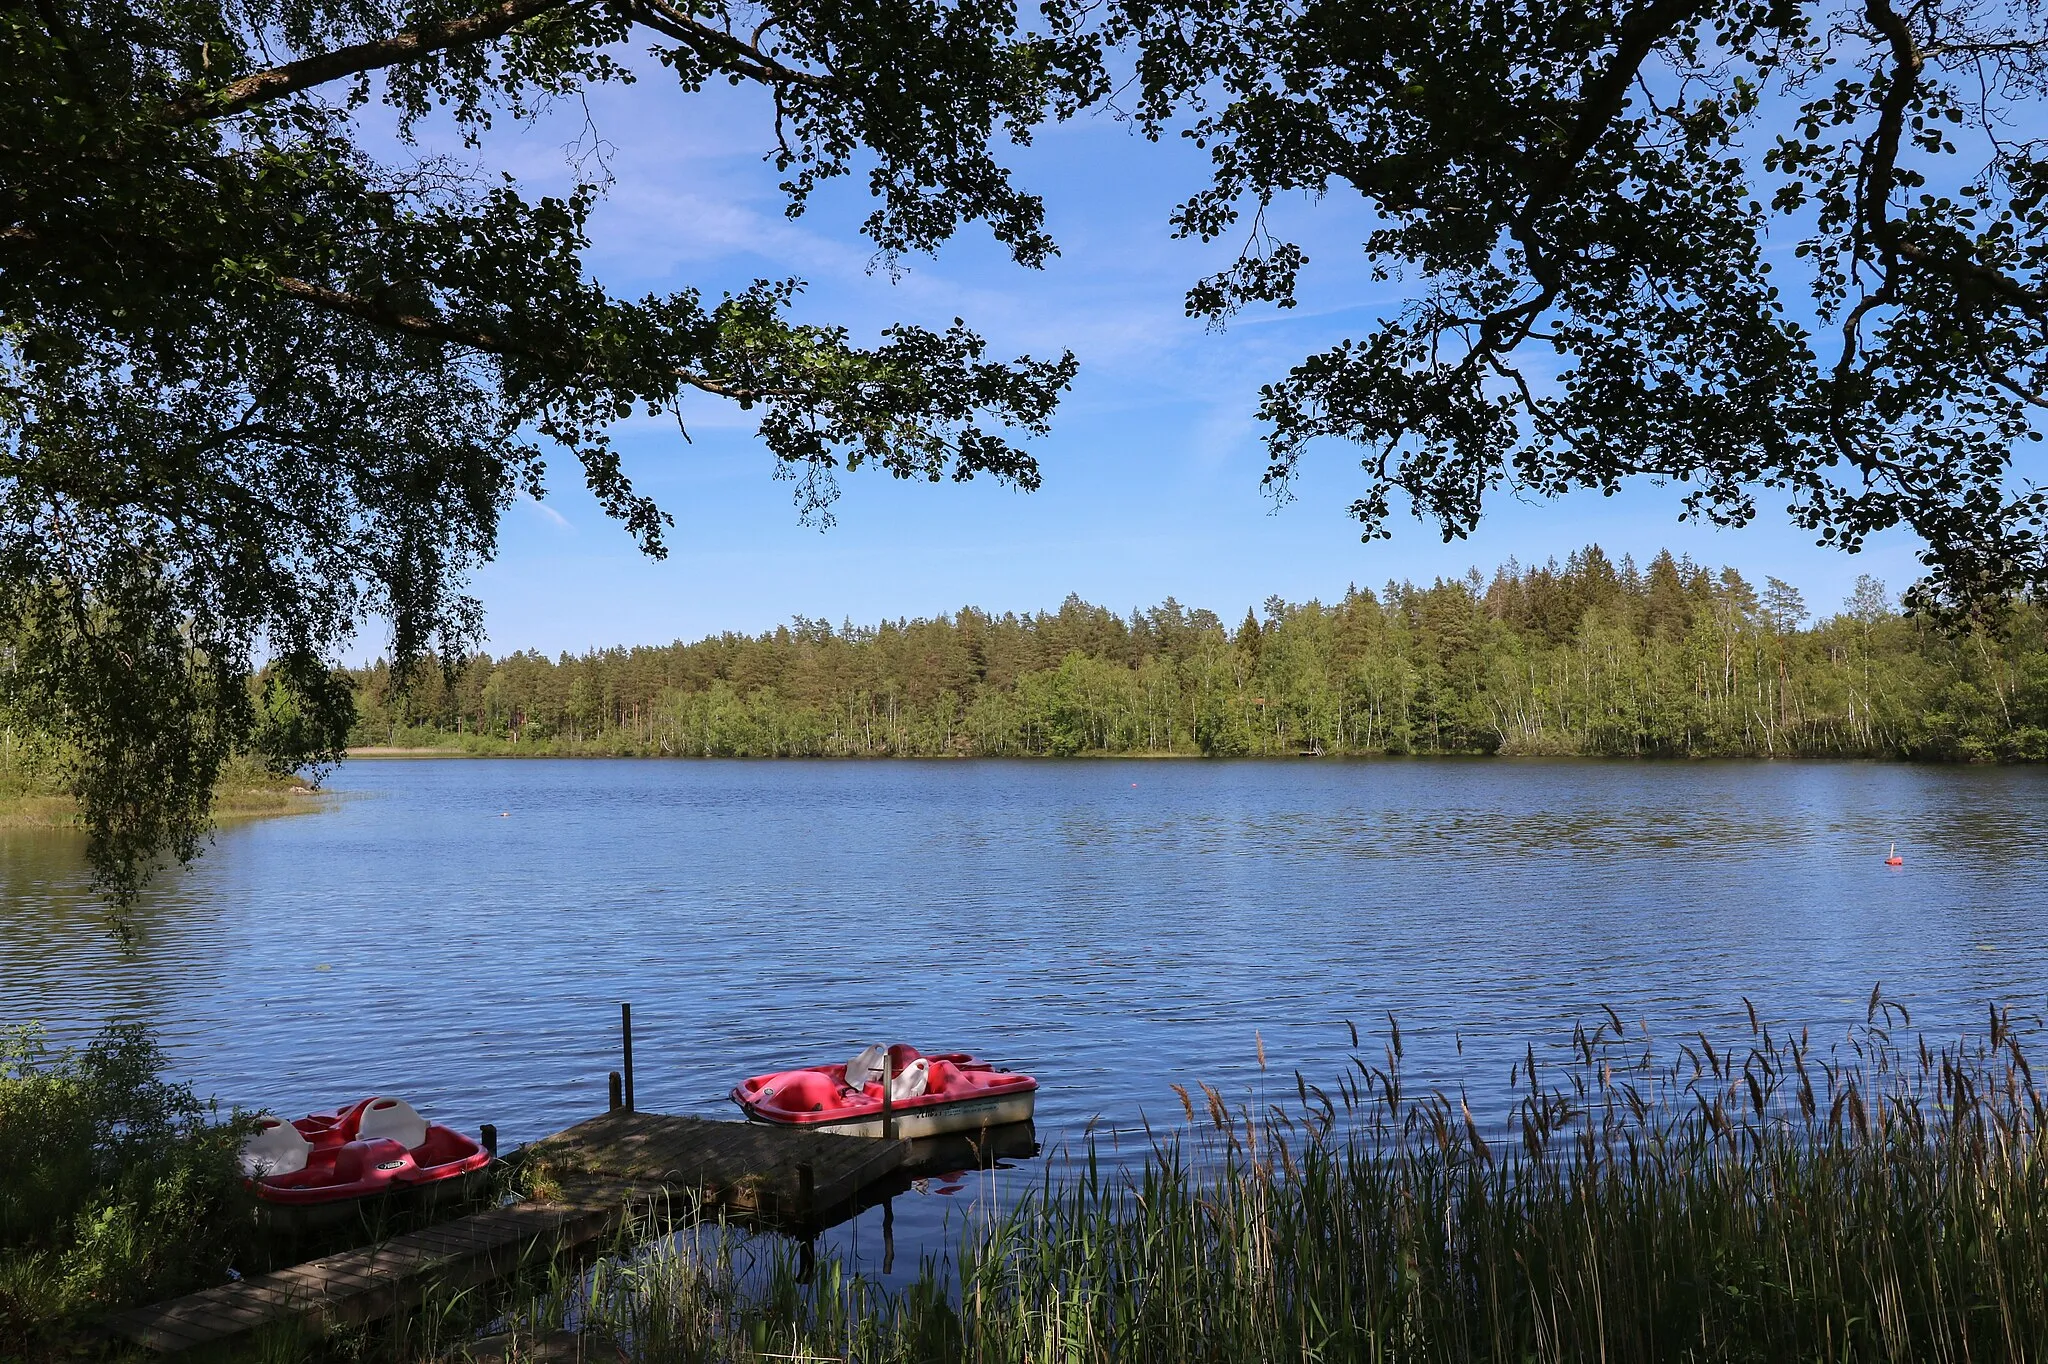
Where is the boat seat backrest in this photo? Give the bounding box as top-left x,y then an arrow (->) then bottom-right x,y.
845,1045 -> 887,1090
888,1057 -> 930,1101
241,1115 -> 312,1177
356,1096 -> 430,1149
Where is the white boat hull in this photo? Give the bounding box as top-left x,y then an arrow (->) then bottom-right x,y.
746,1088 -> 1035,1140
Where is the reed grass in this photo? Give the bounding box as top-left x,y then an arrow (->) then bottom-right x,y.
482,992 -> 2048,1363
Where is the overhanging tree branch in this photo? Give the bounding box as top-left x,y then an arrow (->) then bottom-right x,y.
1522,0 -> 1710,221
267,274 -> 793,399
6,0 -> 1082,918
153,0 -> 839,129
157,0 -> 577,124
1862,0 -> 2048,321
0,222 -> 796,401
630,0 -> 837,91
1448,0 -> 1710,391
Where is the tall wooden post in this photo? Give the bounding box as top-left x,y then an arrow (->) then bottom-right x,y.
880,1051 -> 895,1140
620,1003 -> 635,1113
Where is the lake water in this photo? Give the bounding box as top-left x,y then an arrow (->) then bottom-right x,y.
5,757 -> 2047,1275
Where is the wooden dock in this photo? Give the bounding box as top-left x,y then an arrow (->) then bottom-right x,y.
105,1112 -> 909,1355
104,1199 -> 618,1355
527,1109 -> 911,1224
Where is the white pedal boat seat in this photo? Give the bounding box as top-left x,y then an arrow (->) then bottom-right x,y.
240,1114 -> 313,1177
354,1095 -> 430,1149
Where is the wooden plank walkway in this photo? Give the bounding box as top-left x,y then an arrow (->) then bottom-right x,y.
106,1112 -> 908,1355
105,1199 -> 618,1355
528,1110 -> 910,1223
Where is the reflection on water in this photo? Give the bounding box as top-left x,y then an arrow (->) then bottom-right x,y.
4,758 -> 2047,1272
783,1120 -> 1040,1283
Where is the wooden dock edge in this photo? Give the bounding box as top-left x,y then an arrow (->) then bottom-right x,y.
103,1199 -> 623,1357
805,1132 -> 910,1219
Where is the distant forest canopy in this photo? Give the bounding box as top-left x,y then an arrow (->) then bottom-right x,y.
343,548 -> 2048,761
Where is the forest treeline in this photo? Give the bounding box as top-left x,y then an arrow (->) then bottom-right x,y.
346,548 -> 2048,761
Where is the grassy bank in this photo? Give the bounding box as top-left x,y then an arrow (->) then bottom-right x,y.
0,755 -> 324,830
466,996 -> 2048,1364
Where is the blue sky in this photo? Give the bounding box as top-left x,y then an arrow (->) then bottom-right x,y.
404,59 -> 1933,658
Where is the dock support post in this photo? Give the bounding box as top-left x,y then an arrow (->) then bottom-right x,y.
620,1003 -> 635,1113
480,1124 -> 498,1158
797,1161 -> 815,1220
608,1071 -> 623,1113
880,1052 -> 895,1140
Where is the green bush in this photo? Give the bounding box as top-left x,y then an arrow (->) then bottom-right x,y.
0,1023 -> 253,1349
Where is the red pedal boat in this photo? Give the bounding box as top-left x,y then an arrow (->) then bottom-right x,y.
731,1044 -> 1037,1138
240,1096 -> 491,1217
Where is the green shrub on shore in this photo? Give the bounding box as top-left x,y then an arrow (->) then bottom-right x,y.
0,1024 -> 252,1352
488,996 -> 2048,1363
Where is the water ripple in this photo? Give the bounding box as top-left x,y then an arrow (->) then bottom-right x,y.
4,757 -> 2046,1275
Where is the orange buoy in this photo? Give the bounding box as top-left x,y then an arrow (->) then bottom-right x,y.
1885,842 -> 1904,867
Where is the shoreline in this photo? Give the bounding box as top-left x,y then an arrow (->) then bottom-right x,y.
331,745 -> 2030,766
0,785 -> 331,831
343,744 -> 1223,760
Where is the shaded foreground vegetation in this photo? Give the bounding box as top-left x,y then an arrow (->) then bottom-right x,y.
350,548 -> 2048,761
14,999 -> 2048,1360
471,996 -> 2048,1363
0,1026 -> 251,1355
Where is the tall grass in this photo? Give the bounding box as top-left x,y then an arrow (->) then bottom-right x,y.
505,993 -> 2048,1363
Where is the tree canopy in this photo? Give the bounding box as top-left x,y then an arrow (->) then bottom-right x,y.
1114,0 -> 2048,611
8,0 -> 2048,905
4,0 -> 1092,901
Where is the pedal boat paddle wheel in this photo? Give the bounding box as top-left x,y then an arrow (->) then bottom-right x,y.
731,1044 -> 1037,1139
239,1096 -> 492,1224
